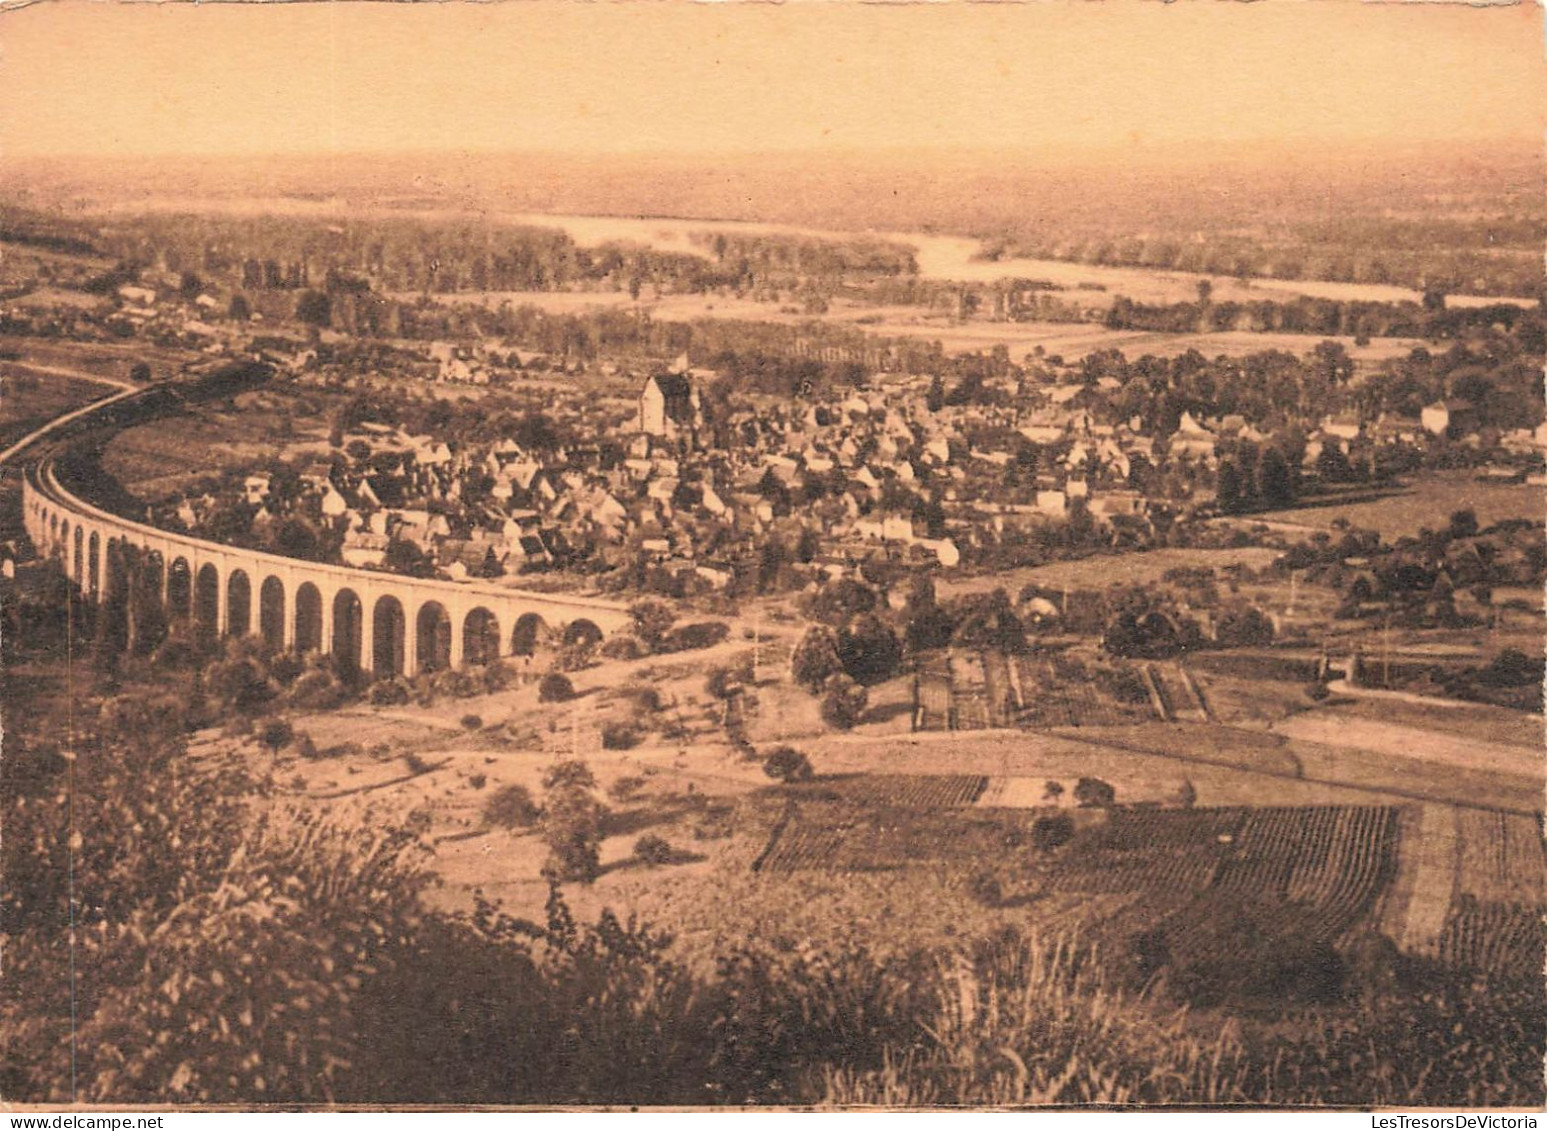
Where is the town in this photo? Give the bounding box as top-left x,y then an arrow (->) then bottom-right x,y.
2,0 -> 1544,1113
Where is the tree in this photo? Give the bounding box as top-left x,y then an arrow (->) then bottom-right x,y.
483,783 -> 539,829
820,674 -> 868,730
538,673 -> 575,703
807,578 -> 877,627
1448,508 -> 1479,541
836,614 -> 902,686
926,375 -> 946,413
1216,460 -> 1242,514
762,746 -> 814,783
383,539 -> 435,578
629,599 -> 677,653
790,625 -> 844,692
129,362 -> 152,384
295,289 -> 332,328
228,293 -> 251,321
1254,448 -> 1294,510
539,762 -> 606,883
1214,607 -> 1275,648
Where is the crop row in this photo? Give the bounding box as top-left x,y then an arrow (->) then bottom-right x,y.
827,775 -> 990,809
1438,895 -> 1546,976
1455,809 -> 1547,908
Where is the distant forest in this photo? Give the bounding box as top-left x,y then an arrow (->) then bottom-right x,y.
9,144 -> 1544,297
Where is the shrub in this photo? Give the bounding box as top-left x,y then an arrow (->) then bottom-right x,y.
763,746 -> 814,783
630,686 -> 664,713
460,714 -> 483,731
1030,813 -> 1076,852
538,673 -> 575,703
433,669 -> 482,699
1073,777 -> 1116,808
468,772 -> 487,790
257,718 -> 295,754
608,775 -> 647,803
629,600 -> 677,652
479,661 -> 514,693
600,634 -> 647,661
601,722 -> 641,750
820,674 -> 868,730
665,621 -> 730,653
1304,680 -> 1331,702
483,783 -> 540,829
403,752 -> 432,776
542,760 -> 597,792
967,870 -> 1003,907
633,834 -> 674,866
369,679 -> 410,707
294,733 -> 319,760
288,669 -> 344,710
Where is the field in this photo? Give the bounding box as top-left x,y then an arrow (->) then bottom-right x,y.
1253,472 -> 1541,539
100,391 -> 334,493
939,546 -> 1283,602
0,367 -> 120,450
746,791 -> 1544,981
912,649 -> 1175,731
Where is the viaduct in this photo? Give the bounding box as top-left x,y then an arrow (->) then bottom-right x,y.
23,458 -> 632,679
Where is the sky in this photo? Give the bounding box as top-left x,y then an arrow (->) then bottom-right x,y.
1,0 -> 1542,158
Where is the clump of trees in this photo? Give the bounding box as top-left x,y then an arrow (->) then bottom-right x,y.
538,760 -> 607,883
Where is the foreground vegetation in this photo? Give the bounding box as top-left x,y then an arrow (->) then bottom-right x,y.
4,680 -> 1541,1107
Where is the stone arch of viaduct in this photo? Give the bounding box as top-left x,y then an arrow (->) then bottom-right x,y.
24,461 -> 631,679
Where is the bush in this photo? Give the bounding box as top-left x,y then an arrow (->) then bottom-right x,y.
1030,813 -> 1076,852
461,713 -> 484,731
369,679 -> 410,707
820,674 -> 868,730
468,772 -> 487,790
294,733 -> 317,760
479,661 -> 515,693
403,752 -> 432,776
630,686 -> 664,713
633,834 -> 674,866
629,600 -> 678,652
433,669 -> 482,699
601,722 -> 641,750
1304,680 -> 1331,702
665,621 -> 730,653
257,718 -> 295,754
763,746 -> 814,783
538,673 -> 575,703
967,871 -> 1003,907
1073,777 -> 1116,808
608,775 -> 647,803
483,784 -> 540,829
600,634 -> 646,661
288,669 -> 344,710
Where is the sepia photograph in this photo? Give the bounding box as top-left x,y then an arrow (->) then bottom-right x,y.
0,0 -> 1543,1112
